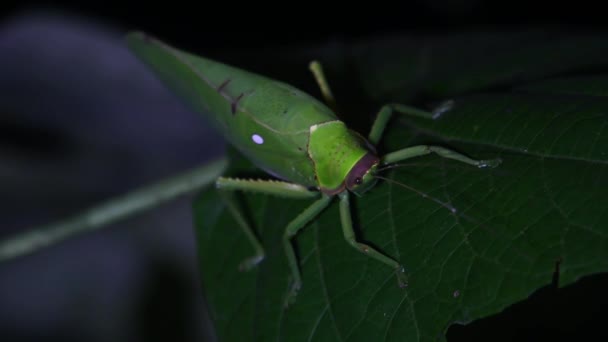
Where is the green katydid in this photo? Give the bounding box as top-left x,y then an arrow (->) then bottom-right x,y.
124,31 -> 501,304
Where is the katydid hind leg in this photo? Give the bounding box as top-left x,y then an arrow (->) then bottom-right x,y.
338,192 -> 408,288
309,60 -> 338,113
217,190 -> 265,271
216,177 -> 319,200
282,195 -> 332,306
216,177 -> 319,271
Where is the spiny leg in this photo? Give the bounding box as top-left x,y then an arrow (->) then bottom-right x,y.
216,177 -> 319,271
368,101 -> 454,145
381,145 -> 501,168
338,192 -> 408,288
283,194 -> 332,306
0,158 -> 228,262
309,60 -> 338,113
217,177 -> 320,199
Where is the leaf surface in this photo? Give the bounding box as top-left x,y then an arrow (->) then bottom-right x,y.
194,74 -> 608,341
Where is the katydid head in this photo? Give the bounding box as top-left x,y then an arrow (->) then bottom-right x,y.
346,153 -> 379,196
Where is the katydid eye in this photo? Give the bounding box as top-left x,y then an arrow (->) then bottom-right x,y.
345,153 -> 379,190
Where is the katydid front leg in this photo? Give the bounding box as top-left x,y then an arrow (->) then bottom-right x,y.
369,103 -> 502,168
369,101 -> 458,145
368,103 -> 439,145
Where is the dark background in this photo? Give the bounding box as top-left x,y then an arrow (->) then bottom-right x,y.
1,1 -> 607,341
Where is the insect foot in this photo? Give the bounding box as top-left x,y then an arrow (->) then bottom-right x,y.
396,266 -> 409,289
238,254 -> 265,272
477,157 -> 502,168
283,279 -> 302,308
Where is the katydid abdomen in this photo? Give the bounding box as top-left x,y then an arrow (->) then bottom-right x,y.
126,32 -> 366,189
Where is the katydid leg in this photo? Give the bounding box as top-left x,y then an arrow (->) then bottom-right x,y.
216,177 -> 319,271
338,192 -> 408,288
283,194 -> 332,304
309,60 -> 338,113
381,145 -> 501,168
369,103 -> 438,145
217,177 -> 319,199
0,158 -> 228,262
217,191 -> 266,271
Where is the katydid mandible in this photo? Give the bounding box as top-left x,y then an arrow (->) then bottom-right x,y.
125,32 -> 501,305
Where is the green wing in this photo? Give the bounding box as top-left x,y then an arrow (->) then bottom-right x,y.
126,32 -> 339,186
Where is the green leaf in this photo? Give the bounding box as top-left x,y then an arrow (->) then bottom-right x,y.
194,75 -> 608,341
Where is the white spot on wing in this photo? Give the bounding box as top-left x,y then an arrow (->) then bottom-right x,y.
252,134 -> 264,144
310,124 -> 318,132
